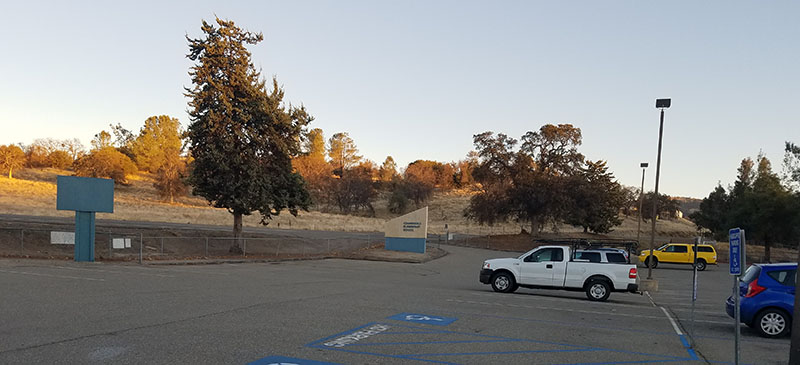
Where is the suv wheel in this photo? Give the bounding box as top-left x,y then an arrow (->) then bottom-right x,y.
755,309 -> 790,338
644,257 -> 658,269
491,272 -> 517,293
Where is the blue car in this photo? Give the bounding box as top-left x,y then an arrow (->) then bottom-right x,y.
726,263 -> 796,338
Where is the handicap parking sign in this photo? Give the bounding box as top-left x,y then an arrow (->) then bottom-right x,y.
387,313 -> 458,326
729,228 -> 745,275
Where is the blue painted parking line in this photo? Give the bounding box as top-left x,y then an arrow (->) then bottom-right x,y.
387,313 -> 458,326
248,355 -> 336,365
306,321 -> 697,364
678,335 -> 699,360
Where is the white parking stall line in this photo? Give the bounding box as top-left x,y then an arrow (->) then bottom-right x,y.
118,265 -> 231,276
50,266 -> 177,278
469,291 -> 653,309
0,269 -> 105,282
660,306 -> 683,335
645,291 -> 657,307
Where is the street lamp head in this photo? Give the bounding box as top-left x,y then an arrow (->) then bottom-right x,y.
640,162 -> 649,168
656,98 -> 671,109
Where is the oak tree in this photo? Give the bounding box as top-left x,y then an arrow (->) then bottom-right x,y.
0,145 -> 25,178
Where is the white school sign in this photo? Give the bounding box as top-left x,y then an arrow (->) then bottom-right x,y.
385,207 -> 428,253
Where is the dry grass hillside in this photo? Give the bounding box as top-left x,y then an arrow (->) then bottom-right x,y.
0,168 -> 699,238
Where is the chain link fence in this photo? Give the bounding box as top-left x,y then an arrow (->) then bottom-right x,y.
0,227 -> 380,262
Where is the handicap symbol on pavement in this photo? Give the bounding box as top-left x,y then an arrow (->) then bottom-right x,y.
387,312 -> 457,326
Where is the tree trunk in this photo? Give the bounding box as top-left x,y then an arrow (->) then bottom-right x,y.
230,212 -> 243,254
8,168 -> 12,179
583,226 -> 588,233
764,240 -> 771,263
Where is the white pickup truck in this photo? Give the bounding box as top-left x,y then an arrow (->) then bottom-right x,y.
479,245 -> 639,301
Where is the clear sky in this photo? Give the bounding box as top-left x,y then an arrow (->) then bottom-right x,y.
1,1 -> 797,198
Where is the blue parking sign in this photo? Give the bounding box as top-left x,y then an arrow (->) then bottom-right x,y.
729,228 -> 743,275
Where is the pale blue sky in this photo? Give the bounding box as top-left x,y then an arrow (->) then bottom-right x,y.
0,1 -> 797,198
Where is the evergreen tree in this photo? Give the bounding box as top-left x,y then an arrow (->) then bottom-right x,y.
327,132 -> 361,175
303,128 -> 326,159
378,156 -> 398,182
689,184 -> 730,240
185,18 -> 312,253
564,160 -> 625,234
131,115 -> 183,173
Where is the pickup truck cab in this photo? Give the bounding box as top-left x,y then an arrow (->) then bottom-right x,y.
479,245 -> 639,301
638,243 -> 717,271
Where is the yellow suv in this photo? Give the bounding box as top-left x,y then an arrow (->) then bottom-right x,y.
638,243 -> 717,271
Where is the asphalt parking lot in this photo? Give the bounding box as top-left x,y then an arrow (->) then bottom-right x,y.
0,245 -> 790,364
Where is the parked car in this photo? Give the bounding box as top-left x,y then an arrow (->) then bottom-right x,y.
638,243 -> 717,270
479,245 -> 639,302
582,247 -> 630,262
726,263 -> 796,338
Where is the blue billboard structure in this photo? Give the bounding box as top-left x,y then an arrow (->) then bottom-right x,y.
385,207 -> 428,253
56,176 -> 114,262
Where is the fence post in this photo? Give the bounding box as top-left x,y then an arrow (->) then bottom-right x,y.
108,233 -> 112,259
205,237 -> 209,257
139,233 -> 143,264
243,238 -> 247,258
327,239 -> 331,254
276,242 -> 281,257
20,230 -> 24,251
160,237 -> 164,254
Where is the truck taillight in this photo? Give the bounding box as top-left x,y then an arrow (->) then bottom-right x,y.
629,268 -> 637,279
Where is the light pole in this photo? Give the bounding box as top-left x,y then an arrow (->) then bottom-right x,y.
636,162 -> 648,246
647,98 -> 671,280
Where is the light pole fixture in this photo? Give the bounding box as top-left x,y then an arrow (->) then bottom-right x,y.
647,98 -> 671,280
636,162 -> 649,247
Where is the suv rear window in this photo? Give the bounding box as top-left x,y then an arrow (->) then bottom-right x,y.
696,246 -> 714,252
606,253 -> 627,263
767,269 -> 797,287
576,252 -> 601,263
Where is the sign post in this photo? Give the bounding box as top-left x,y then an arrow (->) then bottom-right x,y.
56,176 -> 114,262
690,236 -> 699,341
729,227 -> 746,365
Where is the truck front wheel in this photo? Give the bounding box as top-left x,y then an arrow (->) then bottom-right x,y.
491,272 -> 517,293
586,280 -> 611,301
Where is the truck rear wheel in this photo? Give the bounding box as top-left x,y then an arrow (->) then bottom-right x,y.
695,259 -> 707,271
491,272 -> 517,293
585,280 -> 611,302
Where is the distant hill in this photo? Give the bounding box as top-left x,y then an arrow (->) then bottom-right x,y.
673,196 -> 702,218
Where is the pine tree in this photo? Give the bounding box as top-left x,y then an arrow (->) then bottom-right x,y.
185,18 -> 312,253
327,132 -> 361,176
